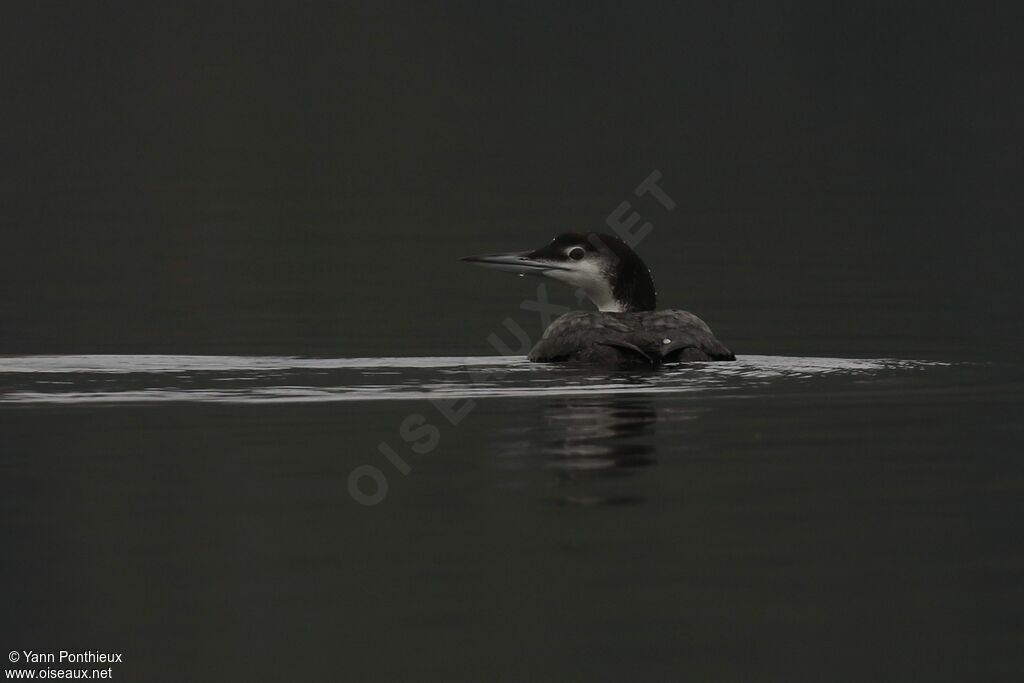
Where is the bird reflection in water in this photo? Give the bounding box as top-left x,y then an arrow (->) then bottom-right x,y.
539,397 -> 661,507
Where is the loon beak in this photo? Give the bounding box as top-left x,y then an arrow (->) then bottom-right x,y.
460,251 -> 567,274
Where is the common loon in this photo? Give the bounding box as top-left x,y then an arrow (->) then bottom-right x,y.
462,232 -> 735,366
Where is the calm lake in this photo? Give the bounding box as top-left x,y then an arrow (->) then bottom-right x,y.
2,350 -> 1023,680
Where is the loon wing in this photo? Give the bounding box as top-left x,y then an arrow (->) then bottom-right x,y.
528,312 -> 632,363
595,340 -> 658,366
641,309 -> 735,362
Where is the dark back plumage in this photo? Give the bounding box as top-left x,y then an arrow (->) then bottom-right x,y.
528,310 -> 735,367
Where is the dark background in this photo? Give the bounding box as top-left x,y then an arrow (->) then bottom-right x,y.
2,1 -> 1022,359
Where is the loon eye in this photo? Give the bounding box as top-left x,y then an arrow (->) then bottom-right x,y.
568,247 -> 585,261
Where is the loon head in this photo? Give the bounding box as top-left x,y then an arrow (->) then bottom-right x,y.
461,232 -> 657,312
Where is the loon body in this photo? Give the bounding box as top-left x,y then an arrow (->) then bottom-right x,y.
462,232 -> 735,367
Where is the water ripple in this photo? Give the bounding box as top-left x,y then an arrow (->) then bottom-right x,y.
0,354 -> 949,405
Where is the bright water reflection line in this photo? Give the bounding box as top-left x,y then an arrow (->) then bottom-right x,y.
0,354 -> 948,405
0,354 -> 528,374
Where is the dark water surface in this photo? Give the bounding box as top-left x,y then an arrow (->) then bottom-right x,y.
3,354 -> 1023,680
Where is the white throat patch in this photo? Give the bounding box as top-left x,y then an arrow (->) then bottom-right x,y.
545,261 -> 625,312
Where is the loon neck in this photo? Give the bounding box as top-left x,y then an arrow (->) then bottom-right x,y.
581,271 -> 656,313
607,259 -> 657,312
